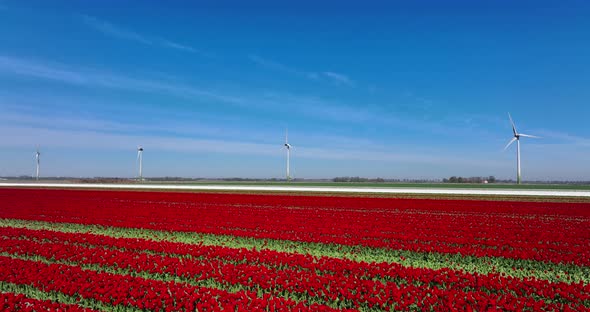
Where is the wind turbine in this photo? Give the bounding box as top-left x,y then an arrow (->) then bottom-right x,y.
34,146 -> 40,181
137,146 -> 144,181
504,113 -> 540,184
284,129 -> 292,181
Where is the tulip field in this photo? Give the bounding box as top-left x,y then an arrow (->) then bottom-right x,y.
0,188 -> 589,311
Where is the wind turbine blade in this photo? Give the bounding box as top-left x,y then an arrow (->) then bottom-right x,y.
519,133 -> 541,139
508,112 -> 517,136
504,137 -> 517,150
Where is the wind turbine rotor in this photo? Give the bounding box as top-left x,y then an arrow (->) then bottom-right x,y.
518,134 -> 541,139
508,112 -> 518,137
504,137 -> 518,150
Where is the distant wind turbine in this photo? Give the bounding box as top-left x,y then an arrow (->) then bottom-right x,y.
284,129 -> 292,181
137,146 -> 144,181
34,146 -> 40,181
504,113 -> 540,184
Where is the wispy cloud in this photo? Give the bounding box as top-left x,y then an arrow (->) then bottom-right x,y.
321,71 -> 353,86
80,15 -> 203,55
249,55 -> 354,86
159,39 -> 198,53
4,118 -> 587,179
0,123 -> 504,170
248,55 -> 304,76
0,55 -> 88,83
0,55 -> 505,140
533,129 -> 590,147
0,55 -> 370,124
0,105 -> 268,145
0,55 -> 242,104
255,91 -> 376,123
0,98 -> 506,171
81,15 -> 151,45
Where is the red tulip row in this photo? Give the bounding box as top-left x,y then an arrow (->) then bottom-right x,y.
1,188 -> 588,265
0,292 -> 97,312
1,226 -> 588,311
0,255 -> 346,312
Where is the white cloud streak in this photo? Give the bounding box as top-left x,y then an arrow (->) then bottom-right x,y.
0,55 -> 244,104
0,55 -> 547,144
0,55 -> 88,84
159,39 -> 198,53
249,55 -> 354,86
81,15 -> 151,45
321,71 -> 354,86
533,129 -> 590,147
0,55 -> 371,124
0,124 -> 504,169
81,15 -> 203,54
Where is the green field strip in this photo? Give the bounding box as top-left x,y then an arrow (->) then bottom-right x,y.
1,218 -> 588,285
0,281 -> 143,312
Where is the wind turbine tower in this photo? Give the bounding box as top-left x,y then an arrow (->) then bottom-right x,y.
35,146 -> 40,181
504,113 -> 540,184
137,146 -> 144,181
284,130 -> 292,181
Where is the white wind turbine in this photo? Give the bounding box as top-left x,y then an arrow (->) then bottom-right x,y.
34,146 -> 40,181
137,146 -> 144,181
504,113 -> 540,184
284,129 -> 292,181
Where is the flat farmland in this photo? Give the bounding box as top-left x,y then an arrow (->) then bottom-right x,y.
0,188 -> 589,311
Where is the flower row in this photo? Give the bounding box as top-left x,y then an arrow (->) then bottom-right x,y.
0,255 -> 342,312
1,227 -> 588,311
0,188 -> 588,265
0,292 -> 97,312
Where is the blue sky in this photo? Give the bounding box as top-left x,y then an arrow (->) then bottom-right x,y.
1,1 -> 589,180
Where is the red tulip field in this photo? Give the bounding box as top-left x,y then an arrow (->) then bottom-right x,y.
0,188 -> 589,311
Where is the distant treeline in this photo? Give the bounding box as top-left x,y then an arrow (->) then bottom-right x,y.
443,176 -> 497,183
2,175 -> 590,185
332,177 -> 385,183
76,178 -> 135,184
331,177 -> 439,183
